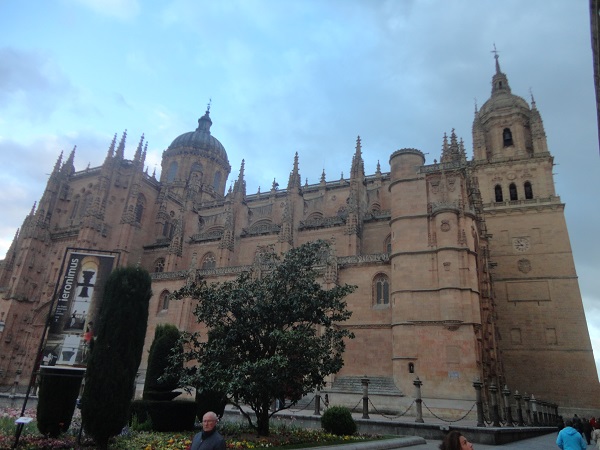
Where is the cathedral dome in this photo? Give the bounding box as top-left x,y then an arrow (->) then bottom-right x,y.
478,91 -> 530,117
165,110 -> 229,167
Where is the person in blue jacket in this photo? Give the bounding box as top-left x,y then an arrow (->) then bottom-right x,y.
191,411 -> 226,450
557,419 -> 587,450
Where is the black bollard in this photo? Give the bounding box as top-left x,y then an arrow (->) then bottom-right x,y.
314,388 -> 321,416
514,390 -> 525,426
530,395 -> 538,426
502,385 -> 513,426
414,377 -> 424,423
489,382 -> 501,427
361,377 -> 370,419
523,393 -> 531,426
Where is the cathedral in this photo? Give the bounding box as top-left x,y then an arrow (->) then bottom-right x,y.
0,56 -> 598,415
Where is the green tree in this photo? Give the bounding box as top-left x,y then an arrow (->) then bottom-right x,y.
169,240 -> 356,436
143,323 -> 182,401
80,266 -> 152,449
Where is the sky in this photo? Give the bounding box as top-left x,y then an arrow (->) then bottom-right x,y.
1,1 -> 599,376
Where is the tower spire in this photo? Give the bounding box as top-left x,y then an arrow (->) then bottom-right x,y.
350,135 -> 365,179
116,130 -> 127,159
105,133 -> 117,163
233,159 -> 246,197
490,44 -> 511,96
61,146 -> 76,175
197,101 -> 213,133
134,133 -> 144,164
52,151 -> 63,176
492,43 -> 501,74
287,152 -> 301,192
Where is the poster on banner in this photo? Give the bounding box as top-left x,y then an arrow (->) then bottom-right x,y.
42,249 -> 117,368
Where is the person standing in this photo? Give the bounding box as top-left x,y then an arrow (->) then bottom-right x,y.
582,417 -> 593,445
439,431 -> 474,450
191,411 -> 226,450
557,419 -> 587,450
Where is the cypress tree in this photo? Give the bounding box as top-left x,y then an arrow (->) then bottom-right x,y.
80,266 -> 152,449
143,323 -> 182,400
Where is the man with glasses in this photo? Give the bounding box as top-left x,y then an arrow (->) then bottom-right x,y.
191,411 -> 226,450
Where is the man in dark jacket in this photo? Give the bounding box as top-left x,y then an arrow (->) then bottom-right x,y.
191,411 -> 227,450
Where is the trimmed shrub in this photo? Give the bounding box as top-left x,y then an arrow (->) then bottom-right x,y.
130,399 -> 196,431
143,323 -> 182,400
321,406 -> 357,436
36,367 -> 84,437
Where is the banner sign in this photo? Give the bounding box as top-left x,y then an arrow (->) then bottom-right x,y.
43,250 -> 117,367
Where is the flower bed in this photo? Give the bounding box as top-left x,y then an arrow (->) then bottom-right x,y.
0,407 -> 380,450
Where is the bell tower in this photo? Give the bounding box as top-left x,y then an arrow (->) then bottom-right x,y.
472,54 -> 600,410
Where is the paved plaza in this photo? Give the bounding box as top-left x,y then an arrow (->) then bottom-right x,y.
413,432 -> 563,450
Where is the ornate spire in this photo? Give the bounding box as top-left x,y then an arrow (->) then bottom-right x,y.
52,151 -> 63,175
350,136 -> 365,179
490,45 -> 511,96
105,133 -> 117,163
141,141 -> 148,168
134,134 -> 144,164
197,102 -> 212,133
116,130 -> 127,160
530,89 -> 537,109
287,152 -> 301,192
61,146 -> 76,175
441,129 -> 466,163
492,43 -> 501,74
233,159 -> 246,197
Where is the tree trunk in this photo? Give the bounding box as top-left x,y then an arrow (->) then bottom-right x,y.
256,404 -> 271,436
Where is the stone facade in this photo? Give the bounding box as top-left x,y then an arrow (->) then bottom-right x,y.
0,57 -> 598,413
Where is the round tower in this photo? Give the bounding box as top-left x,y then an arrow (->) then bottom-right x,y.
389,147 -> 482,401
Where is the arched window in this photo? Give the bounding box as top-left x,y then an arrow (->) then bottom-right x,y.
373,274 -> 390,306
494,185 -> 503,202
134,194 -> 145,224
159,291 -> 170,311
201,252 -> 216,269
154,258 -> 165,273
524,181 -> 533,200
509,183 -> 518,201
503,128 -> 513,147
408,362 -> 415,374
213,171 -> 222,190
384,235 -> 391,254
70,196 -> 80,219
166,161 -> 178,182
80,193 -> 92,217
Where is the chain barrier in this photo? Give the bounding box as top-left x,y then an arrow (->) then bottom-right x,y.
421,400 -> 477,423
349,398 -> 363,413
287,395 -> 315,413
367,398 -> 415,420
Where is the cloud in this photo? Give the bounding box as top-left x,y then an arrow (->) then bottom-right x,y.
67,0 -> 140,20
0,47 -> 74,123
